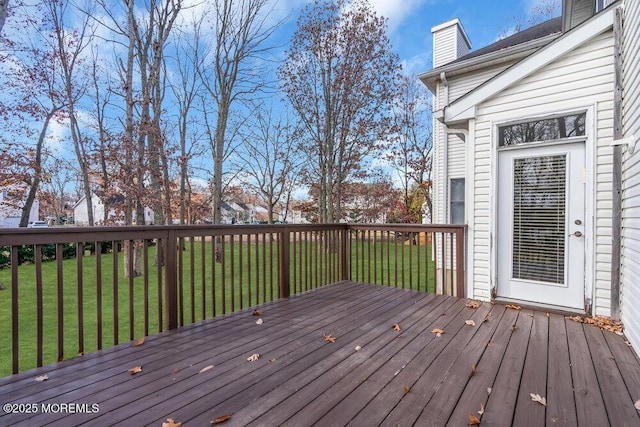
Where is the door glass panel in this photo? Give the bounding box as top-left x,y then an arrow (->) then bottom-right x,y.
512,155 -> 566,284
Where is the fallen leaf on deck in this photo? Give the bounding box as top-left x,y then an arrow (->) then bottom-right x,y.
506,304 -> 521,310
247,354 -> 260,362
512,324 -> 517,331
211,414 -> 232,424
634,399 -> 640,411
393,323 -> 401,331
268,358 -> 276,363
199,365 -> 214,374
34,374 -> 48,382
432,328 -> 445,337
162,418 -> 182,427
256,318 -> 263,325
530,393 -> 547,406
478,403 -> 485,416
468,413 -> 481,425
465,320 -> 476,326
323,334 -> 336,343
253,309 -> 262,316
404,386 -> 411,395
469,364 -> 476,379
487,387 -> 492,395
354,345 -> 362,351
567,315 -> 624,334
132,337 -> 145,347
128,365 -> 142,375
466,301 -> 480,309
546,312 -> 550,318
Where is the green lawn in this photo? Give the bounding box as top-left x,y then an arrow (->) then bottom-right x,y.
0,239 -> 434,376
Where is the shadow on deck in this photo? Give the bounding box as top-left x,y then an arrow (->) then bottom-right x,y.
1,281 -> 639,426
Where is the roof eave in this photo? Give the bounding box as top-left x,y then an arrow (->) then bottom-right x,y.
418,33 -> 560,94
443,5 -> 616,125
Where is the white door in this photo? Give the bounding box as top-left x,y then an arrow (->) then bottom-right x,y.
497,142 -> 585,310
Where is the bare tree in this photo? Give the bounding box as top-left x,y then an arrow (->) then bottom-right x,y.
169,21 -> 206,225
280,0 -> 401,223
47,0 -> 96,225
196,0 -> 283,225
388,75 -> 433,223
239,104 -> 301,223
0,1 -> 66,227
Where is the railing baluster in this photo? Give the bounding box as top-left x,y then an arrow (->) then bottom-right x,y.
190,236 -> 195,324
35,244 -> 43,367
143,240 -> 149,337
239,234 -> 243,309
211,235 -> 217,318
56,243 -> 64,361
11,246 -> 19,374
231,235 -> 235,311
178,237 -> 184,327
128,240 -> 135,341
201,235 -> 206,321
113,241 -> 119,345
96,242 -> 103,349
221,235 -> 227,314
77,242 -> 85,354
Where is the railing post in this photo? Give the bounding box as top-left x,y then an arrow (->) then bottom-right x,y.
341,226 -> 349,281
455,226 -> 466,298
165,229 -> 178,330
279,229 -> 290,298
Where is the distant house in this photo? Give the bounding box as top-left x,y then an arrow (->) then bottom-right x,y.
420,0 -> 640,351
73,192 -> 154,226
0,186 -> 39,227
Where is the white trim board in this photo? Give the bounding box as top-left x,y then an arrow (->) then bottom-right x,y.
443,6 -> 616,124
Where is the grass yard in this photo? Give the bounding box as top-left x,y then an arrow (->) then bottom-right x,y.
0,238 -> 434,377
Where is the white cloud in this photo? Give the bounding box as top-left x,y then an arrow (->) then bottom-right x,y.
368,0 -> 427,32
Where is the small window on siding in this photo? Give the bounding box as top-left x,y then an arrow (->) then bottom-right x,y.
450,178 -> 465,224
498,112 -> 586,147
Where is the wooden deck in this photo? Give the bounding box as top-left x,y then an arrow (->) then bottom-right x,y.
1,281 -> 639,426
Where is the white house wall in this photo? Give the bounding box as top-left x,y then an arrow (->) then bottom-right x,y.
621,0 -> 640,352
471,30 -> 614,314
432,63 -> 515,226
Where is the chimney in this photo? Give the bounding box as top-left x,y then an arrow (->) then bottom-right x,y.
431,19 -> 472,68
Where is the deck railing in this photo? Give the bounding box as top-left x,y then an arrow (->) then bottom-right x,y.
0,223 -> 464,375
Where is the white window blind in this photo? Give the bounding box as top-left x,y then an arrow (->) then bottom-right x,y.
512,155 -> 566,284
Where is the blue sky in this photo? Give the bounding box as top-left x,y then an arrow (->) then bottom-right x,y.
273,0 -> 560,75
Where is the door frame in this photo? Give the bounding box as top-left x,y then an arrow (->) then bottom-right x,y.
490,107 -> 595,313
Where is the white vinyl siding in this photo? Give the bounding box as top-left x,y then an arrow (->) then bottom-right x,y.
621,0 -> 640,352
432,64 -> 513,227
448,65 -> 513,102
433,26 -> 457,68
470,30 -> 614,310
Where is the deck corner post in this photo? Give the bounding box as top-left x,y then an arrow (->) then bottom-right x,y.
165,229 -> 178,330
279,228 -> 291,298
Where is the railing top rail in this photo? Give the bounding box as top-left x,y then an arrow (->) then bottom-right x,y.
0,223 -> 464,246
346,224 -> 465,232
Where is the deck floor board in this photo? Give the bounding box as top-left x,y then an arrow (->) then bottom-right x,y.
0,281 -> 639,426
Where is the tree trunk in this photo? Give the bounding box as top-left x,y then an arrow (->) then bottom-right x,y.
20,110 -> 54,227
